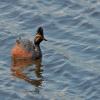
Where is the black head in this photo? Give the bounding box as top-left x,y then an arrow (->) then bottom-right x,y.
34,27 -> 47,45
37,27 -> 43,36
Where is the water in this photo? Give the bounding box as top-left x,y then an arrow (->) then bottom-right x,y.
0,0 -> 100,100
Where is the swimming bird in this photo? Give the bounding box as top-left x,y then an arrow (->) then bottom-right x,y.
11,27 -> 47,59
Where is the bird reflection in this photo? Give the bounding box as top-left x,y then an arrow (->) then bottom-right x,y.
11,58 -> 43,87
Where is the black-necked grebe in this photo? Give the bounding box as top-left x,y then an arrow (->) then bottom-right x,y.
11,27 -> 47,59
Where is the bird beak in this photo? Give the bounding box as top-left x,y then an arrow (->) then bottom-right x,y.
43,37 -> 47,41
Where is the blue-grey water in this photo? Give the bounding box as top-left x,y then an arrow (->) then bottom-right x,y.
0,0 -> 100,100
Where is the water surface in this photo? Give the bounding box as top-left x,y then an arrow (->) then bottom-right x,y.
0,0 -> 100,100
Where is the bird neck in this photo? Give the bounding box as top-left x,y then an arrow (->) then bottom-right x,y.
34,44 -> 42,58
34,44 -> 41,51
